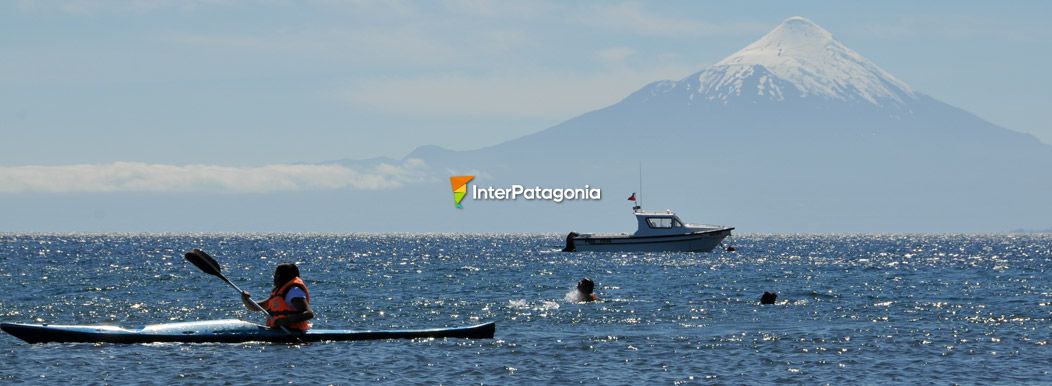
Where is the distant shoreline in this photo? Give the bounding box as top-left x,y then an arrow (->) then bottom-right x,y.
1009,228 -> 1052,233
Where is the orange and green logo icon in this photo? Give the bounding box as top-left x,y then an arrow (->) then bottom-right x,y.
450,176 -> 474,208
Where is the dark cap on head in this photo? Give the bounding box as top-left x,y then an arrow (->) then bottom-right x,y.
274,263 -> 301,288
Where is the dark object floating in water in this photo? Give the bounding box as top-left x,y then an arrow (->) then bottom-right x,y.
575,277 -> 599,302
725,245 -> 736,252
562,232 -> 579,252
760,292 -> 777,305
1,319 -> 495,344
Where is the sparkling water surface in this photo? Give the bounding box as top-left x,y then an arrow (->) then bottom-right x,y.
0,234 -> 1049,385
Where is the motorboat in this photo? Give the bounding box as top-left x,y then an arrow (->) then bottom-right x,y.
563,207 -> 733,253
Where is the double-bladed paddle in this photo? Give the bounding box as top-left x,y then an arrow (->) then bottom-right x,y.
185,249 -> 253,297
184,248 -> 297,336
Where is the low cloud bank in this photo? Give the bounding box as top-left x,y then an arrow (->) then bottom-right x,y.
0,159 -> 429,193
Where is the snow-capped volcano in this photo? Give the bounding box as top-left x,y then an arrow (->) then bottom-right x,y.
675,17 -> 916,107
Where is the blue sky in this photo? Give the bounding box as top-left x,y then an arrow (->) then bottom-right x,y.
2,0 -> 1049,172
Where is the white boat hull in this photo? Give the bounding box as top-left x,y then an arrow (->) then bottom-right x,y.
570,227 -> 733,253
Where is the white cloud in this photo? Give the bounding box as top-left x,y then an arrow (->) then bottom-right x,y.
165,26 -> 460,67
437,0 -> 565,22
338,64 -> 697,119
862,15 -> 1047,40
576,3 -> 768,37
0,160 -> 430,193
16,0 -> 237,14
596,47 -> 636,63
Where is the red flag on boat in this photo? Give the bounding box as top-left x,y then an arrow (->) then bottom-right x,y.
627,193 -> 636,201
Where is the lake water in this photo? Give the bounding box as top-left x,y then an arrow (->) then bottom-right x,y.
0,234 -> 1049,384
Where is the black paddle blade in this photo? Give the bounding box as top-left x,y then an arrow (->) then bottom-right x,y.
184,248 -> 223,277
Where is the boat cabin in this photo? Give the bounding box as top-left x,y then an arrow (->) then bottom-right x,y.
633,210 -> 694,236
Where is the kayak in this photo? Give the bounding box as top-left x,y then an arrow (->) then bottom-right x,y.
1,319 -> 495,344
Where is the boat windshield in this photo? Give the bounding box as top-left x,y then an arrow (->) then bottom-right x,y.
646,217 -> 673,229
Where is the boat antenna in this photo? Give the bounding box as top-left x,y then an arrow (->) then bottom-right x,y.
638,161 -> 643,210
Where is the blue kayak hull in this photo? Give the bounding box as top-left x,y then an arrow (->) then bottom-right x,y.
1,319 -> 495,344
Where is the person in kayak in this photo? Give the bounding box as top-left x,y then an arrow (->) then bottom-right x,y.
241,263 -> 314,331
571,278 -> 599,302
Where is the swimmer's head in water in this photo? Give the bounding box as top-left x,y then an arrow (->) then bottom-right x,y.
577,278 -> 595,294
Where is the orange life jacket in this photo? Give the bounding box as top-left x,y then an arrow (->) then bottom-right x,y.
264,277 -> 311,331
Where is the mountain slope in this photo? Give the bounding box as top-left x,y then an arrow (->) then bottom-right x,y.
710,16 -> 915,106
